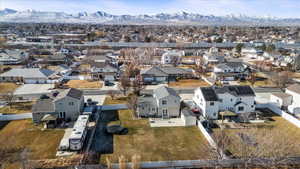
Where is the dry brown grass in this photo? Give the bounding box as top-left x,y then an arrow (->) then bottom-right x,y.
168,79 -> 210,88
0,120 -> 64,169
0,102 -> 34,114
101,97 -> 210,163
0,82 -> 19,94
66,80 -> 102,89
213,110 -> 300,158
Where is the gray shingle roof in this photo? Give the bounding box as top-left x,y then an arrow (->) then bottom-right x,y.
154,86 -> 179,99
0,68 -> 55,78
32,99 -> 55,113
55,88 -> 83,101
200,87 -> 218,101
141,66 -> 191,76
215,85 -> 255,96
141,66 -> 168,76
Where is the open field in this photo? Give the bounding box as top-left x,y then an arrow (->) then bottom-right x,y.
0,102 -> 33,114
66,80 -> 102,89
213,109 -> 300,158
168,79 -> 210,88
101,97 -> 210,163
0,82 -> 19,94
0,120 -> 64,169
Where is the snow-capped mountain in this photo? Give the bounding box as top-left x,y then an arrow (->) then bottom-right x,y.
0,8 -> 300,26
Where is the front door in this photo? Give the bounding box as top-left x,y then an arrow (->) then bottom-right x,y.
162,109 -> 168,119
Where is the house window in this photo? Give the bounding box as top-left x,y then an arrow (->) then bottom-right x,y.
69,102 -> 74,106
210,102 -> 214,106
238,106 -> 244,111
251,105 -> 254,108
230,99 -> 233,102
220,99 -> 223,102
162,100 -> 167,105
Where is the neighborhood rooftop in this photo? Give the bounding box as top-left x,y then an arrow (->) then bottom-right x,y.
0,68 -> 55,78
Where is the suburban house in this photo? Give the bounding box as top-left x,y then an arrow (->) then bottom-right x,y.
140,66 -> 194,84
32,88 -> 84,124
270,92 -> 292,110
0,68 -> 59,84
286,84 -> 300,114
161,50 -> 184,65
212,62 -> 250,81
193,85 -> 256,119
203,47 -> 225,64
137,86 -> 181,118
90,60 -> 118,80
0,49 -> 29,65
241,47 -> 263,59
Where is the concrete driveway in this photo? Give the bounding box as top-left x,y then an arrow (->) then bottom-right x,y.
84,95 -> 107,105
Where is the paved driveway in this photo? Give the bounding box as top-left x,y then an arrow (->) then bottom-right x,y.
84,95 -> 106,105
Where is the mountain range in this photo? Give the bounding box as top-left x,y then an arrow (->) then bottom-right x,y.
1,8 -> 300,26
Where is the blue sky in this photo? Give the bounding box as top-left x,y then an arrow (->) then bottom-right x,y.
1,0 -> 300,18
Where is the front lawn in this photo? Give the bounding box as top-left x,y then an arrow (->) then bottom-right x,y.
168,79 -> 210,88
0,82 -> 19,94
101,97 -> 210,163
66,80 -> 102,89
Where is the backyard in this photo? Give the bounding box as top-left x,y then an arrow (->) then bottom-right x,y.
66,80 -> 102,89
0,102 -> 33,114
212,109 -> 300,158
0,120 -> 64,169
101,97 -> 210,163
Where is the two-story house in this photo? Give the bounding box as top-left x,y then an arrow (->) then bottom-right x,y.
137,86 -> 181,118
193,85 -> 256,120
212,62 -> 250,81
32,88 -> 84,124
161,50 -> 184,65
203,47 -> 225,64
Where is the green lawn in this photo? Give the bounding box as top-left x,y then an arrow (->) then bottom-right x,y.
101,97 -> 210,164
0,120 -> 64,169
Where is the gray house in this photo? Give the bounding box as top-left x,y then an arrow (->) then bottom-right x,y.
140,66 -> 194,84
137,86 -> 181,118
32,88 -> 84,124
0,68 -> 56,84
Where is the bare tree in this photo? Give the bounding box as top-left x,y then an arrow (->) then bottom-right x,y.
271,71 -> 290,88
249,72 -> 256,86
118,75 -> 131,96
108,90 -> 116,100
2,92 -> 14,108
127,94 -> 138,119
132,76 -> 145,96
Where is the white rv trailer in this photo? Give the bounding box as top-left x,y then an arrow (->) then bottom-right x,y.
69,115 -> 89,151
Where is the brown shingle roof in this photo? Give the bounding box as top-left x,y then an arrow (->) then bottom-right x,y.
287,84 -> 300,94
